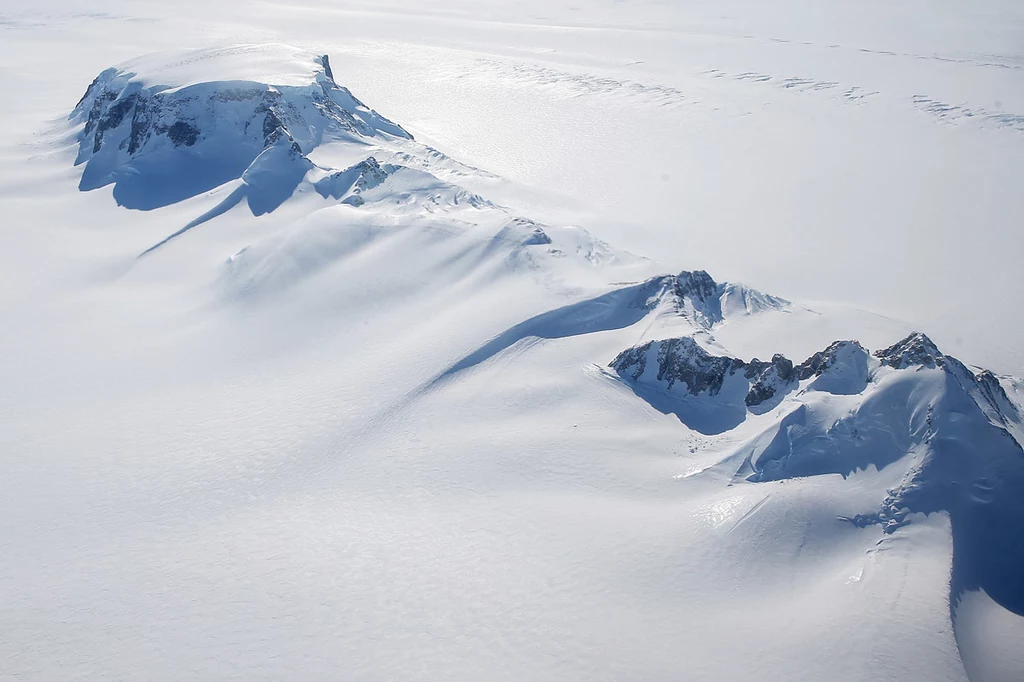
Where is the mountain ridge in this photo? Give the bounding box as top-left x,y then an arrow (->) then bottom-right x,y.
58,44 -> 1024,679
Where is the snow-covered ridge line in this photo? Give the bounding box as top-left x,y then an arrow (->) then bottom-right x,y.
611,331 -> 1019,436
69,45 -> 626,270
610,337 -> 867,412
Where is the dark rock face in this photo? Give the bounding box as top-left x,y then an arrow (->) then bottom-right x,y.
608,344 -> 650,381
319,54 -> 335,81
163,121 -> 200,146
673,270 -> 718,307
875,332 -> 943,369
75,73 -> 104,112
353,156 -> 387,183
72,49 -> 414,210
339,157 -> 390,205
313,156 -> 394,202
610,337 -> 743,397
745,354 -> 796,407
127,97 -> 151,154
89,92 -> 135,152
85,94 -> 117,138
796,340 -> 868,380
745,354 -> 794,381
655,268 -> 788,329
261,106 -> 287,145
976,370 -> 1020,422
96,96 -> 134,135
612,337 -> 800,406
611,338 -> 857,407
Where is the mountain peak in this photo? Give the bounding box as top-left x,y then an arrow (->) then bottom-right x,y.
673,269 -> 718,305
660,269 -> 787,328
318,54 -> 335,82
874,331 -> 943,369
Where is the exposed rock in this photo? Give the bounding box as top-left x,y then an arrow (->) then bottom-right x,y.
874,332 -> 943,369
673,270 -> 718,307
976,370 -> 1021,422
162,120 -> 201,147
796,340 -> 862,379
745,354 -> 796,407
71,46 -> 412,208
318,54 -> 335,82
609,335 -> 913,414
314,156 -> 394,201
610,337 -> 743,397
661,269 -> 788,328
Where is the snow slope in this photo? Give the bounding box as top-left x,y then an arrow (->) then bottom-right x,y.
0,9 -> 1022,682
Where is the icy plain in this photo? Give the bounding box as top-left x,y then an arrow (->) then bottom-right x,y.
1,2 -> 1023,681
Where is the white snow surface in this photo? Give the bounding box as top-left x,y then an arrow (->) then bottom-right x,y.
102,43 -> 335,91
1,3 -> 1023,682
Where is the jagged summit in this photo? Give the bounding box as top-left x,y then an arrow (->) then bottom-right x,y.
72,45 -> 409,209
673,270 -> 718,307
875,331 -> 943,369
609,336 -> 869,428
611,337 -> 744,398
313,156 -> 393,205
657,269 -> 788,328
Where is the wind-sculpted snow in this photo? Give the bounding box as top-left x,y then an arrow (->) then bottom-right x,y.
432,267 -> 783,393
438,279 -> 667,379
72,45 -> 409,210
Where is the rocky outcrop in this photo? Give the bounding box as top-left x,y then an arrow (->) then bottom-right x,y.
75,50 -> 410,163
745,354 -> 796,407
976,369 -> 1021,422
673,270 -> 719,311
314,156 -> 394,204
71,45 -> 411,209
610,337 -> 744,397
610,338 -> 868,407
874,332 -> 943,369
652,269 -> 788,328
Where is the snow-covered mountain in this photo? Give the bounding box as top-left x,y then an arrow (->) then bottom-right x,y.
2,37 -> 1022,682
74,45 -> 409,208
